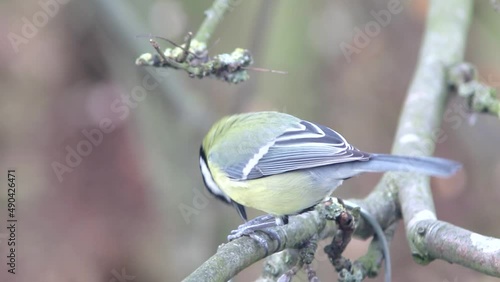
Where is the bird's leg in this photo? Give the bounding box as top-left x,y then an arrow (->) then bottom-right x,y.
244,214 -> 275,226
228,214 -> 277,240
228,214 -> 288,255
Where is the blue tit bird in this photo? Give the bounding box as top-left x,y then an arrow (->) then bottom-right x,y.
199,111 -> 461,230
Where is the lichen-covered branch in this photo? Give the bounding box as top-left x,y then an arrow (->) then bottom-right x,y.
135,0 -> 253,83
259,249 -> 302,281
393,0 -> 472,215
343,0 -> 500,278
350,182 -> 400,240
394,0 -> 471,262
448,62 -> 500,117
183,201 -> 346,282
410,219 -> 500,276
368,0 -> 500,277
340,185 -> 400,280
394,0 -> 472,222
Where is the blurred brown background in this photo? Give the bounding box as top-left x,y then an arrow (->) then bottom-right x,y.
0,0 -> 499,281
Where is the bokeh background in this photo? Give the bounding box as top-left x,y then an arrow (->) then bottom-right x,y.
1,0 -> 499,281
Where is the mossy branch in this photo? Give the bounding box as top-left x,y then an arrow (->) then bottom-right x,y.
409,220 -> 500,276
363,0 -> 500,277
183,201 -> 347,282
135,0 -> 253,84
448,62 -> 500,117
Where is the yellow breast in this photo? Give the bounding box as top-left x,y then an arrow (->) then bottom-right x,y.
211,166 -> 338,215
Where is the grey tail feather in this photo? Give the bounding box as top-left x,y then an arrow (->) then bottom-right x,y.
361,154 -> 462,177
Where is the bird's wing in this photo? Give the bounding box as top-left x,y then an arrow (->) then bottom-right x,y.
225,120 -> 371,180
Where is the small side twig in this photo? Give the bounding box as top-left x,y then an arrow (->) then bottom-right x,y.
258,199 -> 354,282
324,209 -> 356,274
178,32 -> 193,63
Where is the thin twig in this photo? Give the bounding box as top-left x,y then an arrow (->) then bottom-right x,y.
193,0 -> 241,44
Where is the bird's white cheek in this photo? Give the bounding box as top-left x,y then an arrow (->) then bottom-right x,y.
200,157 -> 231,202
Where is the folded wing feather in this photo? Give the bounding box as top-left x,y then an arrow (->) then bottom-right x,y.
225,120 -> 371,181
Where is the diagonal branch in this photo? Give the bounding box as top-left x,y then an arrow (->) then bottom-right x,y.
182,205 -> 342,282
